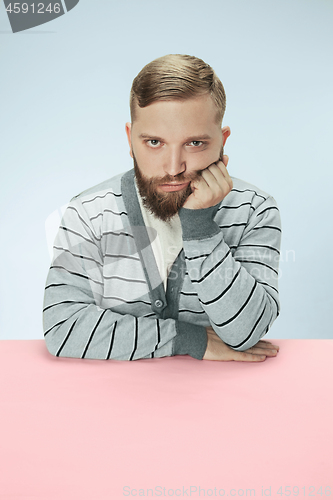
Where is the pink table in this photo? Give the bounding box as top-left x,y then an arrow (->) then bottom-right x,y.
1,340 -> 332,500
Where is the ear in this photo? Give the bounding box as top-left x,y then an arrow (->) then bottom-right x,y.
125,122 -> 133,158
221,126 -> 231,147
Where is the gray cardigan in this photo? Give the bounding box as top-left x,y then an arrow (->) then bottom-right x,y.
43,168 -> 281,361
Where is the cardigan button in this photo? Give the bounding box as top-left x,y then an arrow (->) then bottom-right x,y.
154,299 -> 163,308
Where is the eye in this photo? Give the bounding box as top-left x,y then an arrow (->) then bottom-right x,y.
188,141 -> 204,147
147,139 -> 161,147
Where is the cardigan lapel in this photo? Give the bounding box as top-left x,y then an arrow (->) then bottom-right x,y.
121,169 -> 167,304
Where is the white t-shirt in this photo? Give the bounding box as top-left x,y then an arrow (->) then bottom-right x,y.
134,179 -> 183,292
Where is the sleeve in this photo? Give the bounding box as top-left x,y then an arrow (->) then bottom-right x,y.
177,195 -> 281,351
43,199 -> 207,361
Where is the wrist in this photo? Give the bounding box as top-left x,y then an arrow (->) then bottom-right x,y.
178,203 -> 221,240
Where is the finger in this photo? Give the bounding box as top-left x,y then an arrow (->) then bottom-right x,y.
233,351 -> 267,362
214,160 -> 233,190
256,348 -> 278,357
200,168 -> 231,198
222,154 -> 229,167
247,346 -> 278,357
188,173 -> 210,193
199,167 -> 223,190
256,340 -> 280,350
218,160 -> 231,180
193,169 -> 212,189
204,162 -> 230,186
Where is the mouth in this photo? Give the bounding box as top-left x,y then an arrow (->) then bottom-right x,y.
158,182 -> 190,192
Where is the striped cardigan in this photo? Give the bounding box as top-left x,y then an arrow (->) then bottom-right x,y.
43,168 -> 282,361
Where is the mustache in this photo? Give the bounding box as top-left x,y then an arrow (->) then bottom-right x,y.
154,169 -> 201,186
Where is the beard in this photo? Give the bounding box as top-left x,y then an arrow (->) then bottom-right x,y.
133,146 -> 224,222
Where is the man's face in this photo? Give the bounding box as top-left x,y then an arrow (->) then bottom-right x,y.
125,94 -> 230,222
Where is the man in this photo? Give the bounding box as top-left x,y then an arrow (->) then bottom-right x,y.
43,54 -> 281,362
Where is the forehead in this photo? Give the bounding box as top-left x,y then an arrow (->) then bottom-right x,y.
132,95 -> 220,139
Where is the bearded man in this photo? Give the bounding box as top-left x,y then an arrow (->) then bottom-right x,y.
43,54 -> 281,362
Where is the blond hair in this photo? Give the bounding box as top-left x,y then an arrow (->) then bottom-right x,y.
130,54 -> 226,125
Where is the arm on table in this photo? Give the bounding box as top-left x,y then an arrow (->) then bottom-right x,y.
178,193 -> 281,353
43,198 -> 208,361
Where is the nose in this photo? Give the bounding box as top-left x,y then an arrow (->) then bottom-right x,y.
164,148 -> 186,177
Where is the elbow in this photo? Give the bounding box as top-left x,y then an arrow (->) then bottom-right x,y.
44,333 -> 60,357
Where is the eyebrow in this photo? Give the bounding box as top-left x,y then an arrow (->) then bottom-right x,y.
139,133 -> 212,142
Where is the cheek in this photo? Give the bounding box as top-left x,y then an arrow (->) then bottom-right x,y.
135,148 -> 159,175
188,151 -> 217,171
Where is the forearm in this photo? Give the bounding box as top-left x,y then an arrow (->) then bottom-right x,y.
178,196 -> 281,351
43,268 -> 208,361
43,198 -> 208,361
181,240 -> 278,350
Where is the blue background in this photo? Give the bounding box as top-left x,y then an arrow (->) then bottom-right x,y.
0,0 -> 332,340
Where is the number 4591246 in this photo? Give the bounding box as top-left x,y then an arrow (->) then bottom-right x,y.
6,3 -> 61,14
